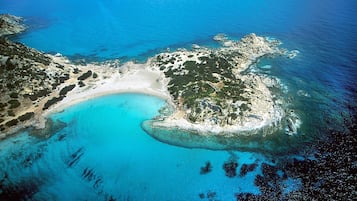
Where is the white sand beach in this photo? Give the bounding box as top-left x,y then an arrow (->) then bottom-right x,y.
33,56 -> 172,130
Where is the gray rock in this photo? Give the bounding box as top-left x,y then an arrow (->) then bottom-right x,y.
0,14 -> 27,37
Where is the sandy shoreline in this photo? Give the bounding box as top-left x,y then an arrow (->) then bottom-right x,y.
0,53 -> 173,138
34,56 -> 172,129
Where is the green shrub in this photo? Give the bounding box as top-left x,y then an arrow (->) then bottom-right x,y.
77,70 -> 92,81
18,112 -> 34,122
5,119 -> 18,127
43,96 -> 64,110
78,81 -> 85,87
59,84 -> 75,96
9,92 -> 19,98
7,110 -> 15,116
8,99 -> 20,109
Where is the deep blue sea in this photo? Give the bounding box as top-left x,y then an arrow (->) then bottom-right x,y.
1,0 -> 357,200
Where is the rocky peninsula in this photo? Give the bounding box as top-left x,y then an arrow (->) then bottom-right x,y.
0,14 -> 299,140
149,33 -> 288,136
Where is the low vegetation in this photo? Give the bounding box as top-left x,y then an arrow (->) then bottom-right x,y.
156,51 -> 251,125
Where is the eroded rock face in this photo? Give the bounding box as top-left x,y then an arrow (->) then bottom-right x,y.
0,14 -> 26,37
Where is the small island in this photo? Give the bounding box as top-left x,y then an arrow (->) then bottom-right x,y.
0,14 -> 300,141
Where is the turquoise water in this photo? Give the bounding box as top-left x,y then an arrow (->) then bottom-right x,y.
0,94 -> 271,200
1,0 -> 357,200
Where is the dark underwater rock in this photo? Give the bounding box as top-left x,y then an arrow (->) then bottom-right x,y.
200,161 -> 212,174
239,163 -> 258,177
68,147 -> 84,167
0,174 -> 40,201
261,163 -> 279,180
223,160 -> 238,178
235,192 -> 258,201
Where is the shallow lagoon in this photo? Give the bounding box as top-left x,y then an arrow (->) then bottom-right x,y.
1,94 -> 289,200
